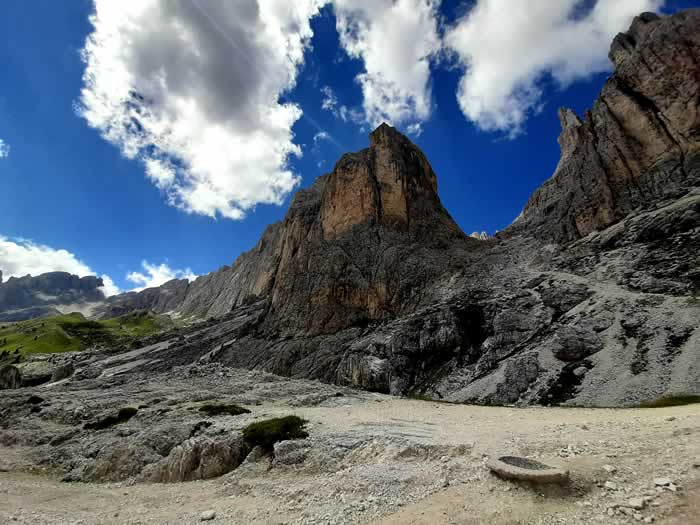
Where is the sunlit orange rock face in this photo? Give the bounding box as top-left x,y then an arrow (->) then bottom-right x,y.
319,123 -> 449,240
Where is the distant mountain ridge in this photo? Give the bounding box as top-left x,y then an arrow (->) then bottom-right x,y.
0,272 -> 106,322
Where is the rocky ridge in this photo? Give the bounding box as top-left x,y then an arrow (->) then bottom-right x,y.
0,272 -> 106,322
513,10 -> 700,243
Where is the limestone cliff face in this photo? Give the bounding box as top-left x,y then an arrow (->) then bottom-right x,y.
514,10 -> 700,242
101,124 -> 470,333
320,124 -> 457,239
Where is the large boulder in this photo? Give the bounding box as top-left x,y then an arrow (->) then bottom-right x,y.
140,434 -> 250,482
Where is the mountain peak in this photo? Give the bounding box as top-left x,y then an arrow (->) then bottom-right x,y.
320,121 -> 456,240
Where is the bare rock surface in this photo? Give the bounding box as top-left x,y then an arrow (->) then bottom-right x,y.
0,365 -> 698,524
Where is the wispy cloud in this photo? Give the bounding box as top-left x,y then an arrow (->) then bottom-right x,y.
320,85 -> 364,125
313,131 -> 331,144
0,139 -> 9,158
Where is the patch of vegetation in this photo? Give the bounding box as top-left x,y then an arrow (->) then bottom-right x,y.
84,407 -> 138,430
0,311 -> 173,358
199,403 -> 251,416
638,394 -> 700,408
242,416 -> 308,450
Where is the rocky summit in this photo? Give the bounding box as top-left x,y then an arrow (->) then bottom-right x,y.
2,10 -> 700,408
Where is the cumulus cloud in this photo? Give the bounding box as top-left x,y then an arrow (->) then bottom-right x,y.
445,0 -> 664,137
78,0 -> 326,220
126,261 -> 197,291
0,236 -> 119,297
99,275 -> 121,297
332,0 -> 441,129
0,139 -> 9,158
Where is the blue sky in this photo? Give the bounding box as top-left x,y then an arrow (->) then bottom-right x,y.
0,0 -> 697,294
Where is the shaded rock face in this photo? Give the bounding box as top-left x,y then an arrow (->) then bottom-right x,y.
515,10 -> 700,243
0,271 -> 106,321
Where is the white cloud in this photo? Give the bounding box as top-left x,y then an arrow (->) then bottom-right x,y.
126,261 -> 197,291
78,0 -> 326,220
0,236 -> 119,297
313,130 -> 331,144
99,275 -> 121,297
332,0 -> 441,129
320,85 -> 364,124
0,139 -> 9,158
406,123 -> 423,137
445,0 -> 664,137
321,85 -> 339,112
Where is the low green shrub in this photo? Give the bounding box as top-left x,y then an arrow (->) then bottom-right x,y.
242,415 -> 308,450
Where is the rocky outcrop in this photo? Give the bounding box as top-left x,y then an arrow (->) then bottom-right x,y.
100,123 -> 473,334
0,272 -> 106,321
513,10 -> 700,243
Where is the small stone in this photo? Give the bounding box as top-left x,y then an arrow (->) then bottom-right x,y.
644,517 -> 655,524
654,477 -> 672,486
634,513 -> 643,521
200,510 -> 217,521
440,478 -> 449,488
603,464 -> 617,474
667,483 -> 678,492
573,366 -> 588,377
627,497 -> 646,510
605,481 -> 618,491
665,416 -> 676,421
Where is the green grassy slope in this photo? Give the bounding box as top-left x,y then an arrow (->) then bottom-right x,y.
0,311 -> 173,358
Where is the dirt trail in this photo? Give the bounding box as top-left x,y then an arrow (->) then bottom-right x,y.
1,399 -> 699,524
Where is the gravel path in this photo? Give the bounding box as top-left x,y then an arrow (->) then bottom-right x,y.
1,397 -> 698,524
